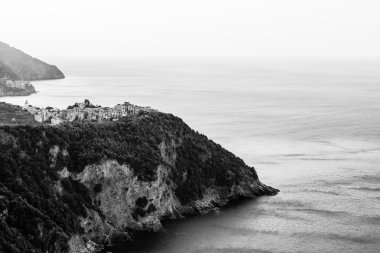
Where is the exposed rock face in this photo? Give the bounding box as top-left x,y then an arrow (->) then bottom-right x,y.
76,159 -> 276,229
0,41 -> 64,81
0,112 -> 278,253
63,158 -> 277,252
74,161 -> 176,231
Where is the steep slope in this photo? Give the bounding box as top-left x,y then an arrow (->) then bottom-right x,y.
0,112 -> 278,253
0,41 -> 64,80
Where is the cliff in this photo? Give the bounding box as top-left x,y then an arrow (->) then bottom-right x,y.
0,112 -> 278,253
0,41 -> 65,81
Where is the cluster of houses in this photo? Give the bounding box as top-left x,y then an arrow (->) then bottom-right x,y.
24,99 -> 156,125
0,77 -> 32,89
0,77 -> 36,96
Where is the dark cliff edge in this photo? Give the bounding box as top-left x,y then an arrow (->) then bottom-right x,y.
0,112 -> 278,253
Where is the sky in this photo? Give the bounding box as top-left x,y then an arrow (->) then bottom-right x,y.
1,0 -> 380,61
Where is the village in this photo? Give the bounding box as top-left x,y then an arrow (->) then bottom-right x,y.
24,99 -> 156,125
0,77 -> 32,89
0,77 -> 36,97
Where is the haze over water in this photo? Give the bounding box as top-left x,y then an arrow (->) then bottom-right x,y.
2,59 -> 380,253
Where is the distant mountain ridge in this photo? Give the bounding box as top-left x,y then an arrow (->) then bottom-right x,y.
0,41 -> 64,81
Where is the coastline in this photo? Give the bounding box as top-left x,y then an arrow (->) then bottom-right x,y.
0,88 -> 36,97
0,112 -> 279,253
1,60 -> 380,253
0,76 -> 64,98
102,182 -> 278,253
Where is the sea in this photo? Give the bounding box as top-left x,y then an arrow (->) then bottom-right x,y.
1,58 -> 380,253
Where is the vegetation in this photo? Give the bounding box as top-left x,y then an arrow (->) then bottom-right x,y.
0,103 -> 39,126
0,111 -> 259,252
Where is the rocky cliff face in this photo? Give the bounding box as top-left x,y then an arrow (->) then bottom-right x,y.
0,112 -> 278,253
0,41 -> 64,81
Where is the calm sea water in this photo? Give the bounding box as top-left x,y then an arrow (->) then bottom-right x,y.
2,59 -> 380,253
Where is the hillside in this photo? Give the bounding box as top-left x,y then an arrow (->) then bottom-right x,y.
0,61 -> 20,81
0,112 -> 278,253
0,102 -> 39,126
0,41 -> 64,81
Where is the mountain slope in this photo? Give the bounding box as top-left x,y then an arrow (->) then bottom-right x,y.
0,41 -> 64,81
0,61 -> 20,81
0,112 -> 278,253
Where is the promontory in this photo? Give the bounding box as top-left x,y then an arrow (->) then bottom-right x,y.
0,110 -> 278,253
0,41 -> 64,97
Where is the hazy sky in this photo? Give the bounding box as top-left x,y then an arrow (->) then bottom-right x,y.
1,0 -> 380,61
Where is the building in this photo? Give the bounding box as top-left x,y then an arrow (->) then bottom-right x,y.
25,99 -> 156,125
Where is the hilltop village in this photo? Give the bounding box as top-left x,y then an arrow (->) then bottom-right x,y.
24,99 -> 156,125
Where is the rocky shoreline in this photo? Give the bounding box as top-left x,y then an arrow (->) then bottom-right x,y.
102,182 -> 278,252
67,158 -> 278,253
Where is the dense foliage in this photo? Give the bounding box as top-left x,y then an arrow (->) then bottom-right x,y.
0,112 -> 258,252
